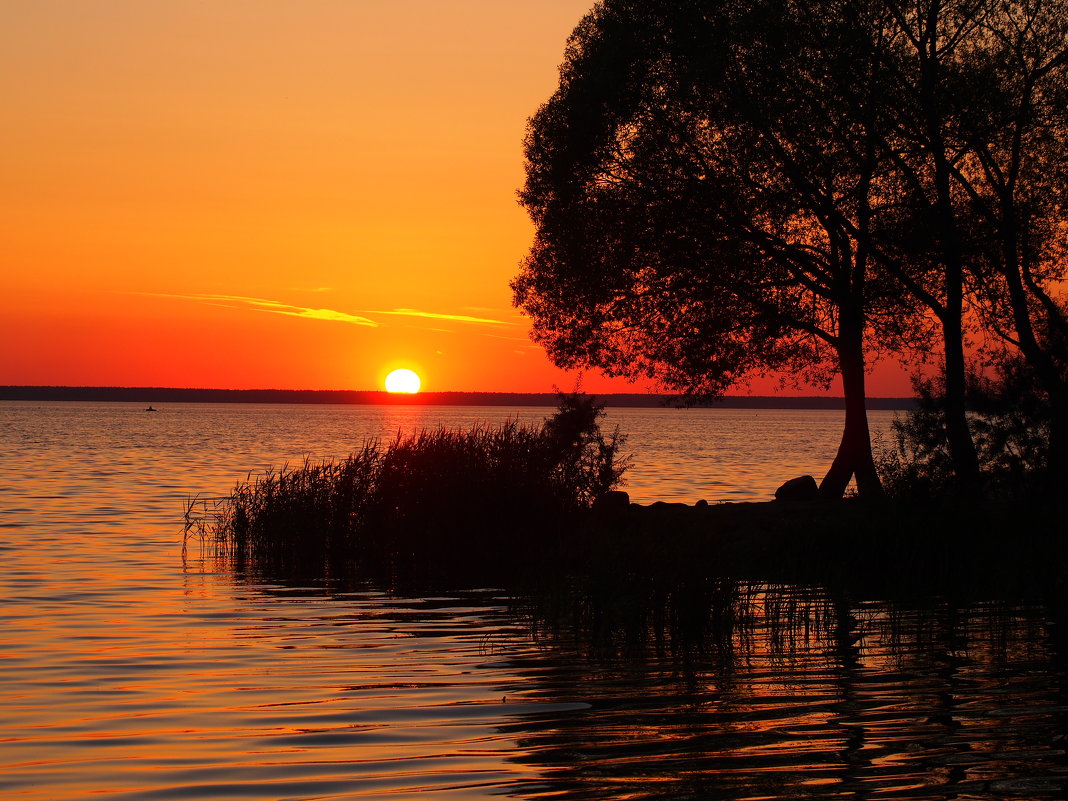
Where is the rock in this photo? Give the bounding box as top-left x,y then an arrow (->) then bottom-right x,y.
695,499 -> 709,508
648,500 -> 690,510
774,475 -> 820,501
593,490 -> 630,513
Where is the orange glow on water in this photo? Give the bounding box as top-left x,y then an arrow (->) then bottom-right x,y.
4,403 -> 1066,799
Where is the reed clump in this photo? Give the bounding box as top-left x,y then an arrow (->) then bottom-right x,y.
188,392 -> 627,574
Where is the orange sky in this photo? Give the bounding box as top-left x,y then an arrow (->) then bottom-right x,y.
1,1 -> 912,395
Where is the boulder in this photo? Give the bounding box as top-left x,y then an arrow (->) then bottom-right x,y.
593,490 -> 631,513
774,475 -> 820,501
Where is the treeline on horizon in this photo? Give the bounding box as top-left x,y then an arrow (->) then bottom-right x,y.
0,386 -> 915,410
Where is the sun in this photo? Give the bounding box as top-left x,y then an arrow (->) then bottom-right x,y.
384,368 -> 421,394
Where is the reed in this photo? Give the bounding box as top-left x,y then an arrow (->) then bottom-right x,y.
187,392 -> 628,575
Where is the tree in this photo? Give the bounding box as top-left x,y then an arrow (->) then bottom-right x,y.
836,0 -> 1068,484
940,0 -> 1068,474
516,0 -> 1068,498
770,0 -> 988,492
513,0 -> 914,498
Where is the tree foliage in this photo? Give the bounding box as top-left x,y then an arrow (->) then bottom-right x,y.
514,0 -> 1068,497
514,0 -> 909,497
846,0 -> 1068,485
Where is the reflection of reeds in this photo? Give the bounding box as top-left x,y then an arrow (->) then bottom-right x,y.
185,394 -> 627,578
515,573 -> 842,670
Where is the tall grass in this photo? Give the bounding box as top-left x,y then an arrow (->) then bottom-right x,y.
186,392 -> 627,576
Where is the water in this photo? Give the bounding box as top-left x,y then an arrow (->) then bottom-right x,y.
2,401 -> 1066,800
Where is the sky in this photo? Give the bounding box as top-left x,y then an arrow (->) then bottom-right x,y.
1,0 -> 912,395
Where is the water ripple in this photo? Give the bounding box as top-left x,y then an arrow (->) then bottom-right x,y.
2,402 -> 1066,800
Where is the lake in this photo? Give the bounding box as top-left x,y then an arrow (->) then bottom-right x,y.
2,401 -> 1066,800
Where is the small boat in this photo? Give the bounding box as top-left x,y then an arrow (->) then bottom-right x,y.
145,406 -> 158,412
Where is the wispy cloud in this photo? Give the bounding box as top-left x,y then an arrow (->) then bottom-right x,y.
134,293 -> 524,331
268,306 -> 378,325
364,308 -> 513,326
135,292 -> 378,327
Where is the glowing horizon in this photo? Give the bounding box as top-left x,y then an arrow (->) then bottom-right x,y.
0,1 -> 913,397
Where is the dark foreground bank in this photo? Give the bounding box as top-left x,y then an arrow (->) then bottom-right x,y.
190,489 -> 1068,604
583,497 -> 1067,600
183,392 -> 1061,600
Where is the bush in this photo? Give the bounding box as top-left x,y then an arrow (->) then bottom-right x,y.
876,358 -> 1054,501
188,392 -> 628,572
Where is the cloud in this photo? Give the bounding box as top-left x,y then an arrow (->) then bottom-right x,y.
268,307 -> 379,325
134,292 -> 378,327
363,308 -> 513,325
132,293 -> 521,332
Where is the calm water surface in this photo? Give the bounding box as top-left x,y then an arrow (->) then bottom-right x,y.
2,402 -> 1066,800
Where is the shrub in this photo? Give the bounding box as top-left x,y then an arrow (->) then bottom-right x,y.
876,358 -> 1055,501
541,390 -> 628,508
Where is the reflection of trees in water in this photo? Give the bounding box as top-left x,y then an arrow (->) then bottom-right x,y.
504,580 -> 841,799
505,578 -> 1068,800
212,552 -> 1068,800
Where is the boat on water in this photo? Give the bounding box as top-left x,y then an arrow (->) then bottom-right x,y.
145,406 -> 158,412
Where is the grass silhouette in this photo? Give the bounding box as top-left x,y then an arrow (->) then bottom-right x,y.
186,392 -> 627,576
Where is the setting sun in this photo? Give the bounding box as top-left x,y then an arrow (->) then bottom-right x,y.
384,368 -> 421,394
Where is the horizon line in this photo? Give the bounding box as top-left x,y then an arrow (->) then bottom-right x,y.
0,385 -> 917,409
0,383 -> 916,398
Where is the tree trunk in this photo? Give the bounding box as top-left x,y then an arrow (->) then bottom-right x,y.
940,278 -> 983,495
917,23 -> 982,495
820,321 -> 883,500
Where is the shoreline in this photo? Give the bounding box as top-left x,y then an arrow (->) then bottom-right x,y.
202,492 -> 1068,604
577,496 -> 1068,601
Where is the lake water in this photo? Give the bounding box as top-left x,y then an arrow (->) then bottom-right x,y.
2,401 -> 1066,800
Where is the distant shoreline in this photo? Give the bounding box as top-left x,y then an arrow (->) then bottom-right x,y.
0,385 -> 916,410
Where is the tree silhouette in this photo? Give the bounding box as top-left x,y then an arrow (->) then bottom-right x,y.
515,0 -> 1068,496
926,0 -> 1068,475
822,0 -> 1068,487
514,0 -> 916,498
